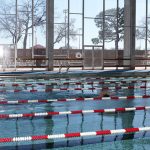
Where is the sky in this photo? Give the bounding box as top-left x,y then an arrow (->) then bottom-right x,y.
54,0 -> 124,49
0,0 -> 149,50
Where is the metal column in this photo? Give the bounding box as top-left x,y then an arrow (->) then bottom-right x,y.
124,0 -> 136,70
82,0 -> 85,69
32,0 -> 34,69
46,0 -> 54,71
32,0 -> 35,70
102,0 -> 105,70
15,0 -> 18,70
67,0 -> 70,58
145,0 -> 148,69
116,0 -> 119,69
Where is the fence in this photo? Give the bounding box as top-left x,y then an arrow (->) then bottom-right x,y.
0,48 -> 150,70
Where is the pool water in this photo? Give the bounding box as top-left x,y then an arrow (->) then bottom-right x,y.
54,138 -> 150,150
0,76 -> 150,149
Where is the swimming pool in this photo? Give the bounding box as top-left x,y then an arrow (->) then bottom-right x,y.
0,75 -> 150,149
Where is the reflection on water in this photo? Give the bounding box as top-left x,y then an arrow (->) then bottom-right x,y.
0,77 -> 150,149
121,87 -> 135,150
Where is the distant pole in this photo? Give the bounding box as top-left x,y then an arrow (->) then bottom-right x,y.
78,28 -> 82,49
35,30 -> 37,45
46,0 -> 54,71
79,30 -> 80,49
63,9 -> 67,48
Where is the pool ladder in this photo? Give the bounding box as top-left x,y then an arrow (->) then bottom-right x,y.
59,61 -> 70,73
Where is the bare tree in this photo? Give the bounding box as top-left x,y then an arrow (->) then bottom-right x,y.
0,1 -> 77,49
54,19 -> 77,45
136,21 -> 150,43
92,8 -> 124,50
0,0 -> 46,49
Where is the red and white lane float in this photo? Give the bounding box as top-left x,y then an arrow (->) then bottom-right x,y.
0,127 -> 150,143
0,76 -> 147,83
0,105 -> 149,119
0,95 -> 150,105
0,80 -> 148,87
0,85 -> 149,93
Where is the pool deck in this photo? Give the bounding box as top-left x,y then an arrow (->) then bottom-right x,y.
0,69 -> 150,78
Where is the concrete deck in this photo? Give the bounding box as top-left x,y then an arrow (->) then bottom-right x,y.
0,69 -> 150,78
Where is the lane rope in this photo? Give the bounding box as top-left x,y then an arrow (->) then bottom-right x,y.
0,127 -> 150,143
0,106 -> 149,119
0,95 -> 150,105
0,77 -> 146,83
0,80 -> 148,87
0,85 -> 149,93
